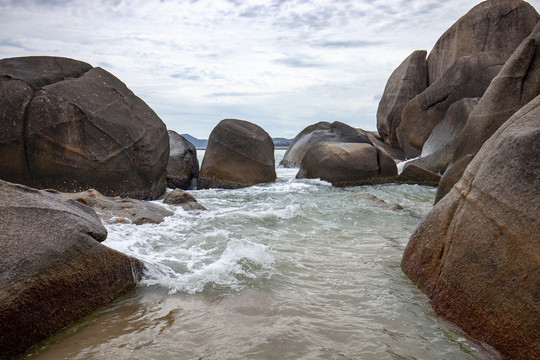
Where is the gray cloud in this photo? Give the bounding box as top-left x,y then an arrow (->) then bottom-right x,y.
170,73 -> 202,81
0,40 -> 27,50
0,0 -> 504,138
273,56 -> 324,68
316,40 -> 384,48
208,91 -> 271,97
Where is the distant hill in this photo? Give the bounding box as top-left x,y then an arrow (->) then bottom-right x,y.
181,134 -> 208,148
273,138 -> 292,147
181,134 -> 292,149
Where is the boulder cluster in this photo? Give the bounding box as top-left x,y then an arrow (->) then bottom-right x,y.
277,1 -> 540,357
384,1 -> 540,358
0,56 -> 276,358
1,0 -> 539,358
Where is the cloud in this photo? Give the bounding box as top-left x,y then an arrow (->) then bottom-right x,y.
273,56 -> 325,68
0,0 -> 511,138
316,40 -> 384,48
0,40 -> 27,50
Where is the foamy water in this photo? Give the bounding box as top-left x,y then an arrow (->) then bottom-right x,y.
24,150 -> 493,359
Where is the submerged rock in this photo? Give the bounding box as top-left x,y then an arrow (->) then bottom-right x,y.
198,119 -> 276,189
401,95 -> 540,359
0,56 -> 169,200
349,192 -> 403,211
59,188 -> 173,225
0,180 -> 144,359
164,189 -> 207,211
167,130 -> 199,190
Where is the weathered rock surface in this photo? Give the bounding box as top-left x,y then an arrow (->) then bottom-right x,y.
280,121 -> 371,168
0,56 -> 169,200
397,52 -> 503,157
437,21 -> 540,202
198,119 -> 276,189
434,154 -> 474,204
409,97 -> 479,174
167,130 -> 199,190
0,180 -> 144,359
164,189 -> 207,211
377,50 -> 427,148
59,189 -> 174,225
426,0 -> 539,84
401,95 -> 540,359
395,163 -> 440,187
296,142 -> 397,186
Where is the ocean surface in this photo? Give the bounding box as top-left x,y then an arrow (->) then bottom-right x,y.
24,150 -> 492,360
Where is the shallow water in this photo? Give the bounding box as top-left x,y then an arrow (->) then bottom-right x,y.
24,150 -> 492,359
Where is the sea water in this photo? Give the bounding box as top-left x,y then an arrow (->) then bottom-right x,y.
24,150 -> 493,359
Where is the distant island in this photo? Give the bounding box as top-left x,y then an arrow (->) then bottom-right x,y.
181,134 -> 208,148
182,134 -> 292,149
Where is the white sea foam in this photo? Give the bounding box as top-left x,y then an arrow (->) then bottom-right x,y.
103,151 -> 438,297
139,239 -> 275,294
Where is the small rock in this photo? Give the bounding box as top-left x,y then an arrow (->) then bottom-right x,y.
164,189 -> 207,211
60,189 -> 173,225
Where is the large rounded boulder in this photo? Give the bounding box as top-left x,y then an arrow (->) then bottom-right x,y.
0,56 -> 169,200
296,141 -> 397,187
0,180 -> 144,359
198,119 -> 276,189
437,21 -> 540,202
376,50 -> 427,148
392,0 -> 538,157
280,121 -> 371,168
401,95 -> 540,359
167,130 -> 199,190
426,0 -> 539,84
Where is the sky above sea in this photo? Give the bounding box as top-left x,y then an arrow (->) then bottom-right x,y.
2,0 -> 539,139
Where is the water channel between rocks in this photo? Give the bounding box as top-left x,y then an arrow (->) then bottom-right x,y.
24,150 -> 491,360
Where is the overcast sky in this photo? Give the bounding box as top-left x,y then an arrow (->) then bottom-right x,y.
2,0 -> 539,139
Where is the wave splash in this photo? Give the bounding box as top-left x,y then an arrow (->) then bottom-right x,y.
141,239 -> 274,294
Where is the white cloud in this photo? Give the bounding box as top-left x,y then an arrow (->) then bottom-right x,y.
2,0 -> 538,138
